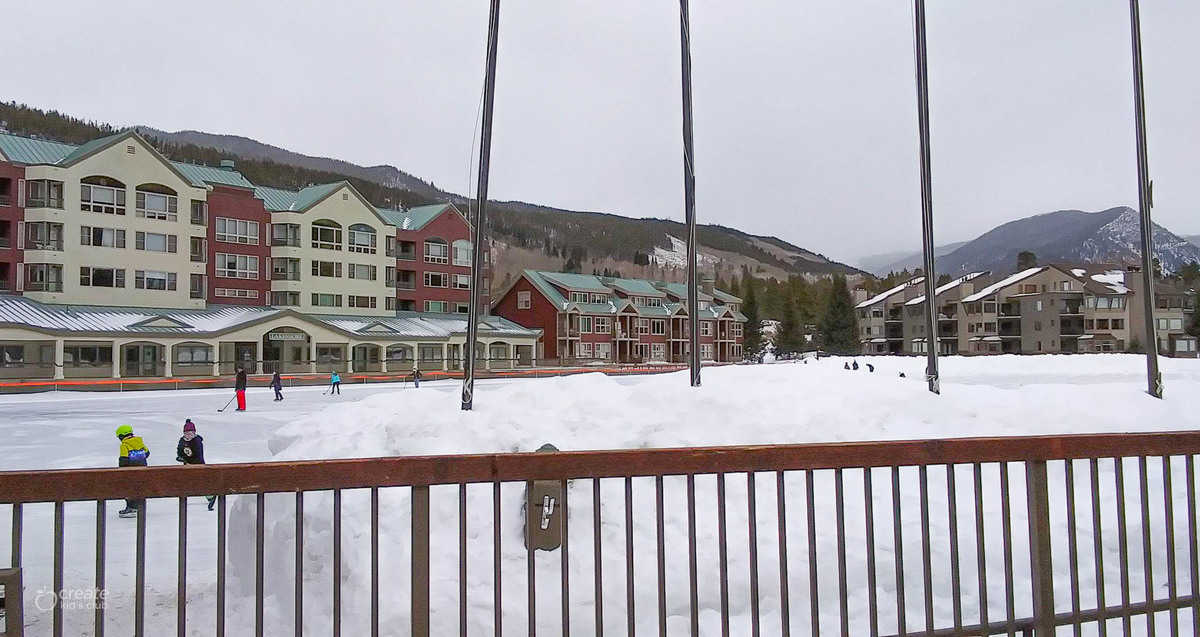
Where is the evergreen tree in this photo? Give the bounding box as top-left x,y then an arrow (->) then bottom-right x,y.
1017,250 -> 1037,270
819,274 -> 859,354
775,301 -> 800,358
741,278 -> 761,359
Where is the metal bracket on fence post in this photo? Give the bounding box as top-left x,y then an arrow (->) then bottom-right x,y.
1026,460 -> 1054,637
0,567 -> 24,637
412,485 -> 430,637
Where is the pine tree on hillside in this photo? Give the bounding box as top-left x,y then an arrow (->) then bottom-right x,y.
775,301 -> 800,358
819,274 -> 859,354
742,278 -> 761,359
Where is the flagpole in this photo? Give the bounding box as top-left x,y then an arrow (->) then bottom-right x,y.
679,0 -> 701,387
462,0 -> 501,411
1128,0 -> 1162,399
913,0 -> 940,394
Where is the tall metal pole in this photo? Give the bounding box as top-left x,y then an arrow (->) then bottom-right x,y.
679,0 -> 701,387
1128,0 -> 1162,399
912,0 -> 940,395
462,0 -> 501,411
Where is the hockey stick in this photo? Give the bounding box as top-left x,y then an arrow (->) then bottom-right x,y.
217,395 -> 236,412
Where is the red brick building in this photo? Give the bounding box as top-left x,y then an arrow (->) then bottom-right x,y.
0,160 -> 23,294
493,270 -> 746,363
377,203 -> 483,313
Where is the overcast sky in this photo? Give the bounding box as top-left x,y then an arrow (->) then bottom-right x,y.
4,1 -> 1197,264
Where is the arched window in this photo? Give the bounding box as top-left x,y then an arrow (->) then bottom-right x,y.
135,183 -> 178,221
81,176 -> 127,215
311,219 -> 342,250
424,237 -> 448,264
452,240 -> 472,267
348,223 -> 377,254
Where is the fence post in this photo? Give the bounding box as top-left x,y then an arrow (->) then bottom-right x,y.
412,485 -> 430,637
1026,460 -> 1054,636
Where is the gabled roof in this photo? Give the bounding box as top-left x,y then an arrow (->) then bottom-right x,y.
254,185 -> 298,211
608,277 -> 666,298
961,267 -> 1046,303
256,180 -> 397,227
539,272 -> 613,293
904,272 -> 988,306
294,182 -> 346,211
0,130 -> 214,190
59,131 -> 129,165
521,270 -> 569,308
855,278 -> 924,309
712,289 -> 743,304
375,203 -> 456,231
0,132 -> 76,164
173,162 -> 256,190
657,282 -> 714,303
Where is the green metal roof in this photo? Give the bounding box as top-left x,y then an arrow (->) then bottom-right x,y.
608,277 -> 666,297
376,203 -> 453,231
574,302 -> 619,315
59,131 -> 129,165
0,132 -> 76,164
712,289 -> 742,303
658,282 -> 714,302
254,185 -> 298,211
173,162 -> 255,190
538,272 -> 614,293
293,182 -> 345,211
522,270 -> 568,308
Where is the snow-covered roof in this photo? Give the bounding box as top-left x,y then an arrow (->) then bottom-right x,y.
904,272 -> 988,306
1090,271 -> 1130,295
854,278 -> 924,309
961,267 -> 1046,303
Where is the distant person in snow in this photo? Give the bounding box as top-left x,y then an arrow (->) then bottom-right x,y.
867,363 -> 875,373
411,366 -> 422,389
844,362 -> 851,370
852,360 -> 860,371
234,366 -> 248,412
899,372 -> 907,378
116,425 -> 150,518
271,370 -> 283,402
329,370 -> 341,395
176,419 -> 216,511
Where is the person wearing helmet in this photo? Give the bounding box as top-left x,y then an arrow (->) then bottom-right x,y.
176,419 -> 217,511
116,425 -> 150,518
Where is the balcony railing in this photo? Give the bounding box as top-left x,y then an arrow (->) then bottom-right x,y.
0,431 -> 1196,636
25,280 -> 63,292
272,272 -> 301,281
397,280 -> 416,291
271,237 -> 301,248
0,194 -> 11,206
25,239 -> 63,251
25,197 -> 63,209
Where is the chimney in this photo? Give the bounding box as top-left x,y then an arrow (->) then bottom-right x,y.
219,159 -> 236,171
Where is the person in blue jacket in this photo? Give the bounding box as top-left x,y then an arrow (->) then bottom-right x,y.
175,419 -> 217,510
329,370 -> 341,395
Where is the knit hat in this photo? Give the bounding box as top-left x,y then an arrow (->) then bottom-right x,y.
183,419 -> 196,432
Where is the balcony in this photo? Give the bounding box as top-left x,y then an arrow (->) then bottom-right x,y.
25,238 -> 63,252
886,309 -> 903,322
999,325 -> 1021,337
271,237 -> 301,248
25,280 -> 63,293
272,271 -> 302,282
999,303 -> 1021,318
1060,301 -> 1084,316
0,194 -> 10,207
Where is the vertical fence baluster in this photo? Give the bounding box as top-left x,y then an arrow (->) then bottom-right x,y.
137,498 -> 148,637
53,500 -> 64,637
178,496 -> 187,637
256,493 -> 265,637
95,500 -> 106,637
1115,457 -> 1131,636
688,475 -> 700,637
1088,460 -> 1106,637
1000,462 -> 1015,637
413,485 -> 430,637
974,464 -> 989,631
892,466 -> 906,636
562,479 -> 570,637
461,484 -> 468,637
495,481 -> 503,637
832,469 -> 845,637
718,473 -> 730,637
333,489 -> 342,637
1026,460 -> 1053,637
593,479 -> 604,637
625,476 -> 635,637
1162,455 -> 1178,635
806,470 -> 820,637
947,464 -> 962,633
1064,460 -> 1081,637
217,495 -> 226,637
371,487 -> 380,637
919,466 -> 934,634
771,472 -> 787,637
864,469 -> 879,637
748,472 -> 761,637
295,492 -> 303,637
527,480 -> 537,637
10,502 -> 21,569
1187,456 -> 1198,635
1138,456 -> 1155,636
655,476 -> 667,637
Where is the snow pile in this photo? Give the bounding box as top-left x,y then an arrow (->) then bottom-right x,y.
227,356 -> 1200,635
652,235 -> 718,269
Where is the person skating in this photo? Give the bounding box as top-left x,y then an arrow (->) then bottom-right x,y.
852,360 -> 860,371
271,370 -> 283,402
866,363 -> 875,373
843,362 -> 851,370
234,366 -> 248,411
411,366 -> 422,389
176,419 -> 217,510
329,370 -> 341,395
116,425 -> 150,518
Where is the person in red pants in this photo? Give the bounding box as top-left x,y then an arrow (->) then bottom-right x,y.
234,366 -> 248,411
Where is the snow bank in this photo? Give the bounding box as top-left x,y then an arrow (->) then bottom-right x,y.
227,356 -> 1200,635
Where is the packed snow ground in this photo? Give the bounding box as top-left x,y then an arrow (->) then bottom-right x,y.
2,356 -> 1199,636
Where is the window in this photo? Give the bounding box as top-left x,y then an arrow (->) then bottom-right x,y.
651,320 -> 666,335
595,317 -> 611,333
1112,319 -> 1125,330
176,346 -> 212,365
215,218 -> 259,245
190,274 -> 205,299
272,291 -> 300,306
643,297 -> 662,308
190,200 -> 208,225
517,291 -> 531,309
63,345 -> 113,367
455,303 -> 470,314
347,263 -> 377,280
385,297 -> 397,311
215,253 -> 259,279
1085,319 -> 1094,330
453,240 -> 472,266
1177,339 -> 1197,353
272,223 -> 301,247
425,300 -> 449,313
135,232 -> 177,253
1158,318 -> 1184,331
25,179 -> 64,209
311,260 -> 342,278
579,342 -> 593,358
80,267 -> 124,288
397,240 -> 416,260
214,288 -> 259,299
579,316 -> 594,333
25,222 -> 64,251
1034,321 -> 1042,331
80,226 -> 125,249
698,301 -> 710,310
424,239 -> 449,264
135,270 -> 176,291
595,343 -> 612,359
1096,319 -> 1110,330
454,274 -> 471,290
136,190 -> 178,221
80,183 -> 126,214
385,236 -> 396,257
1034,300 -> 1044,312
25,264 -> 64,292
636,318 -> 650,335
700,321 -> 713,337
311,221 -> 342,250
312,293 -> 343,308
590,293 -> 608,303
348,295 -> 377,308
424,272 -> 449,288
732,323 -> 744,338
983,301 -> 997,314
348,224 -> 377,254
190,237 -> 207,263
0,345 -> 25,366
700,344 -> 714,360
